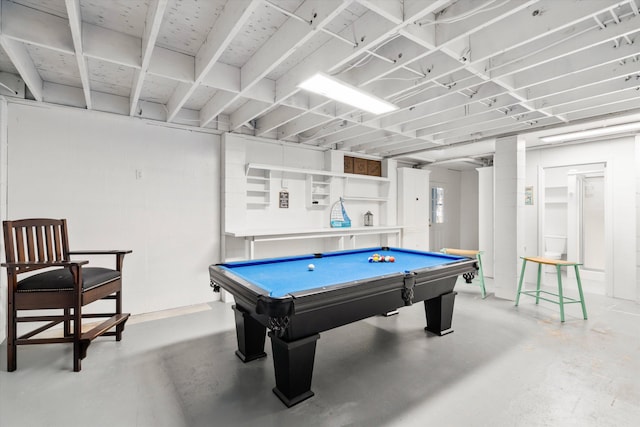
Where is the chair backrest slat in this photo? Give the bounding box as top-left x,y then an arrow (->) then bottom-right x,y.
35,226 -> 45,261
25,227 -> 35,261
3,219 -> 69,272
15,227 -> 25,263
44,225 -> 54,261
53,224 -> 62,260
60,219 -> 70,260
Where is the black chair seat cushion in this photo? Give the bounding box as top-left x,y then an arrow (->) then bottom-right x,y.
17,267 -> 120,293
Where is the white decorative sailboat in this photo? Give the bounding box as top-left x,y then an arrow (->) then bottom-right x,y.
330,197 -> 351,228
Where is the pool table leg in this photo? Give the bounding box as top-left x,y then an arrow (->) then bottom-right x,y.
424,291 -> 457,336
232,305 -> 267,362
269,332 -> 320,407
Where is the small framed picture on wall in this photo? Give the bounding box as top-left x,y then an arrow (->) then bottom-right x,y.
525,186 -> 534,205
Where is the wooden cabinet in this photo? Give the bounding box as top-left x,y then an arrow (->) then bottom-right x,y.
354,157 -> 368,175
367,160 -> 381,176
344,156 -> 354,174
343,155 -> 381,177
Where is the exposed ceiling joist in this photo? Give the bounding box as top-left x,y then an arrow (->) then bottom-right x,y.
166,0 -> 262,122
129,0 -> 168,116
64,0 -> 91,108
0,0 -> 638,167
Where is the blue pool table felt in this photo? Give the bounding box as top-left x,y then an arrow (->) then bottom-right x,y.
220,248 -> 465,297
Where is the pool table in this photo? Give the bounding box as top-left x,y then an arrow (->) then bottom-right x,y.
209,247 -> 476,407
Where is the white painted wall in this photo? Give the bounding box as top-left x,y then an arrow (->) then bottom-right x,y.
525,137 -> 637,300
636,135 -> 640,301
222,133 -> 398,260
223,133 -> 329,236
477,166 -> 494,278
0,97 -> 8,344
1,102 -> 220,344
460,169 -> 479,250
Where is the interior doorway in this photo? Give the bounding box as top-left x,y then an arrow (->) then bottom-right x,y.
540,163 -> 607,295
429,184 -> 447,251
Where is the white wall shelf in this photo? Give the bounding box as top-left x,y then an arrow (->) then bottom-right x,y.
343,196 -> 388,203
245,166 -> 271,207
247,176 -> 269,182
246,162 -> 391,210
306,175 -> 331,207
226,226 -> 404,259
223,135 -> 400,270
246,163 -> 390,182
343,175 -> 390,206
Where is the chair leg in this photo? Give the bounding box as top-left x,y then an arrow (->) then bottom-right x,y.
476,254 -> 486,299
556,265 -> 565,322
535,263 -> 542,305
73,307 -> 82,372
515,259 -> 527,306
115,291 -> 124,341
73,342 -> 82,372
574,265 -> 588,320
7,304 -> 17,372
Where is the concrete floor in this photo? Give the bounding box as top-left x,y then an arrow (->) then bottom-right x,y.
1,279 -> 639,427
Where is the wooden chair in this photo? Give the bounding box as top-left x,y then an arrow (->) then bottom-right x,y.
1,218 -> 132,371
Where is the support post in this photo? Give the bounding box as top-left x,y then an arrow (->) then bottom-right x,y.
494,136 -> 526,300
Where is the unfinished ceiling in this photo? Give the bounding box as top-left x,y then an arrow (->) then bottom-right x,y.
1,0 -> 639,166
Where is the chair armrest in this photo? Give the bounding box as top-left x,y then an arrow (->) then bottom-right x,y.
1,260 -> 89,268
68,250 -> 132,255
68,250 -> 132,271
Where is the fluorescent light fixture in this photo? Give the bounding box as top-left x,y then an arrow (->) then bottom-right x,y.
540,122 -> 640,143
428,157 -> 485,167
298,73 -> 398,115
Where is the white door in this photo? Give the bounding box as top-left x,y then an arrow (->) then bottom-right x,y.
581,175 -> 605,271
398,168 -> 429,250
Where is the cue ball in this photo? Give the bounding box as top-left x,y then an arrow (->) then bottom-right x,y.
308,263 -> 315,271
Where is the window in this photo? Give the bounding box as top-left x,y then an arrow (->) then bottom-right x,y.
431,187 -> 444,224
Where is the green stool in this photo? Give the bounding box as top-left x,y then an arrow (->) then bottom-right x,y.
515,256 -> 587,322
441,248 -> 486,299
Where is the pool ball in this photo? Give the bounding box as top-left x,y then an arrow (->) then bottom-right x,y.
308,264 -> 315,271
